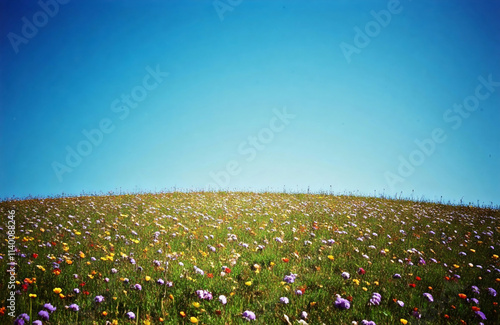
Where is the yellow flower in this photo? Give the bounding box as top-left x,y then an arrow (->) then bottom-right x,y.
328,255 -> 334,261
453,264 -> 460,269
190,317 -> 198,323
29,294 -> 37,298
145,276 -> 151,281
169,294 -> 174,300
102,311 -> 108,316
53,288 -> 62,294
245,281 -> 252,286
493,254 -> 499,259
180,311 -> 186,317
143,320 -> 151,325
362,287 -> 368,291
400,319 -> 408,324
470,249 -> 476,253
270,262 -> 275,266
66,260 -> 73,265
352,279 -> 360,285
36,265 -> 46,272
374,281 -> 379,286
192,302 -> 200,308
79,251 -> 86,258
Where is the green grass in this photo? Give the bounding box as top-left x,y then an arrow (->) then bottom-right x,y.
1,191 -> 499,324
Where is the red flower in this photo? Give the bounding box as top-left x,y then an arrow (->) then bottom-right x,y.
415,276 -> 421,281
282,258 -> 289,263
80,282 -> 86,287
224,267 -> 231,273
409,283 -> 416,288
215,310 -> 222,315
32,253 -> 38,259
21,284 -> 28,291
83,290 -> 90,295
207,273 -> 214,278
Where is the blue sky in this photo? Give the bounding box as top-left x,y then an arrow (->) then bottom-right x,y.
1,0 -> 499,206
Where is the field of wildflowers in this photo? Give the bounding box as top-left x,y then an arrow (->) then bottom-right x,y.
1,192 -> 499,324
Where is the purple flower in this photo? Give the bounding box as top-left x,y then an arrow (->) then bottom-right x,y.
43,303 -> 56,313
300,311 -> 308,319
157,278 -> 165,285
488,288 -> 497,297
219,295 -> 227,305
361,321 -> 376,325
196,289 -> 213,300
126,311 -> 136,320
295,289 -> 303,296
475,310 -> 487,320
33,321 -> 43,325
74,288 -> 80,294
341,272 -> 350,280
111,268 -> 118,274
334,296 -> 351,310
94,295 -> 105,303
283,273 -> 297,284
242,310 -> 256,321
68,304 -> 79,311
471,285 -> 480,295
38,310 -> 50,321
14,313 -> 30,325
396,300 -> 404,307
423,293 -> 434,302
134,284 -> 142,291
369,292 -> 381,305
280,297 -> 289,304
393,273 -> 401,279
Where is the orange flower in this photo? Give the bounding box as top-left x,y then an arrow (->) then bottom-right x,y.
207,273 -> 214,278
444,314 -> 450,319
180,311 -> 186,317
458,293 -> 467,299
471,306 -> 480,312
282,258 -> 289,263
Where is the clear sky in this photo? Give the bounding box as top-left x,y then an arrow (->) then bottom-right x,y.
1,0 -> 499,206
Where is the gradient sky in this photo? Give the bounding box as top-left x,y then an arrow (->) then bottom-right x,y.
1,0 -> 499,206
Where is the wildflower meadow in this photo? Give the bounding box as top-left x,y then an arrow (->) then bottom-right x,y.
1,192 -> 499,324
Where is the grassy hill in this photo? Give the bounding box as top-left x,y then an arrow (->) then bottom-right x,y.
1,192 -> 499,324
